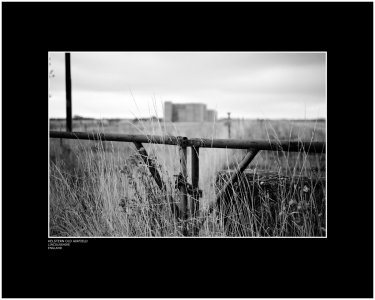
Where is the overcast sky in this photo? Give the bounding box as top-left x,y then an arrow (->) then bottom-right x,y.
48,52 -> 326,119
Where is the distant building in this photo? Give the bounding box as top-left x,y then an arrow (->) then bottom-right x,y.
164,101 -> 173,122
205,109 -> 217,122
164,101 -> 217,122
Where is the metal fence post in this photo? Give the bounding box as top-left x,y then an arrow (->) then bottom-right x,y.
191,146 -> 200,235
178,137 -> 188,236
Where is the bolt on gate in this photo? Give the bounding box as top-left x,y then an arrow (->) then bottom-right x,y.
50,130 -> 325,236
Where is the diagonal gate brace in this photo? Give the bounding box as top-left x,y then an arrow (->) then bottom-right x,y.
133,142 -> 180,219
203,148 -> 259,228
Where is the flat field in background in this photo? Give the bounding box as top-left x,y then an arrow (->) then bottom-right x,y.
49,118 -> 326,237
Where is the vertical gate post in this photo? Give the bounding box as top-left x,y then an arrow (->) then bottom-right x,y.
191,146 -> 200,236
178,137 -> 188,236
65,53 -> 72,132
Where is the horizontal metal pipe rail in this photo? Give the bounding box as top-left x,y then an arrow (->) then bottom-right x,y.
50,131 -> 325,153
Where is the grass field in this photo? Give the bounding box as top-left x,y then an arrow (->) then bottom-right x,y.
49,118 -> 326,237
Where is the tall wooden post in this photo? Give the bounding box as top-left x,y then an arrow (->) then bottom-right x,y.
65,53 -> 72,132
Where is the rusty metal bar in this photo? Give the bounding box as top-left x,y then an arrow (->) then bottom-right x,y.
197,148 -> 260,231
178,137 -> 188,236
50,131 -> 325,153
191,146 -> 200,236
133,141 -> 180,220
191,146 -> 200,217
65,53 -> 72,132
133,142 -> 165,191
212,148 -> 260,215
179,146 -> 188,218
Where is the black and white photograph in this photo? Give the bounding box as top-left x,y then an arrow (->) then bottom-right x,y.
49,52 -> 326,237
2,2 -> 373,298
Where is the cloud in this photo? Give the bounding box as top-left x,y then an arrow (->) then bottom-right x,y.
48,52 -> 326,119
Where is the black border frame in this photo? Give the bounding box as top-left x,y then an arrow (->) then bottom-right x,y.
2,2 -> 373,298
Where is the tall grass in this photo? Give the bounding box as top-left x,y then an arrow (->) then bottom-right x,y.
49,118 -> 325,237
